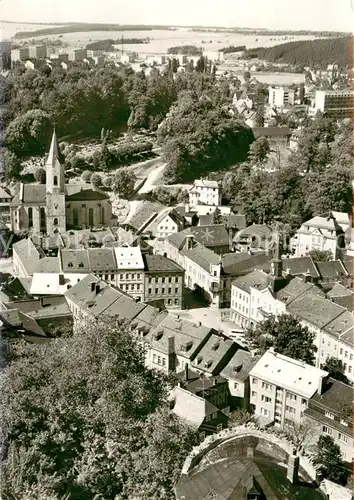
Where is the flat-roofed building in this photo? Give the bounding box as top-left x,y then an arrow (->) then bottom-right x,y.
249,349 -> 328,427
310,89 -> 354,119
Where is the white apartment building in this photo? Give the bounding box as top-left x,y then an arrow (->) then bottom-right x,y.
249,349 -> 328,427
189,179 -> 222,208
293,213 -> 344,259
114,245 -> 145,302
268,87 -> 295,108
310,89 -> 354,119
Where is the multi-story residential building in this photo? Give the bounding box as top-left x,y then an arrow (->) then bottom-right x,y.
304,378 -> 353,462
287,292 -> 354,382
190,333 -> 239,376
28,45 -> 47,60
114,245 -> 145,302
19,47 -> 30,61
70,49 -> 88,61
233,223 -> 274,253
249,349 -> 328,427
144,208 -> 185,239
268,87 -> 295,108
220,350 -> 260,410
171,385 -> 229,440
0,187 -> 12,226
252,127 -> 292,148
143,254 -> 185,309
292,213 -> 345,259
189,179 -> 221,208
310,89 -> 354,119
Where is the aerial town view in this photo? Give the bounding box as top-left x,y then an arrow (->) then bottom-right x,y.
0,0 -> 353,498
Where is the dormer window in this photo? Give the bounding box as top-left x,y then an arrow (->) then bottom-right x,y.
68,262 -> 73,268
79,262 -> 84,268
204,360 -> 212,368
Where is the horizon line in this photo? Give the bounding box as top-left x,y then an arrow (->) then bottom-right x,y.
1,20 -> 349,34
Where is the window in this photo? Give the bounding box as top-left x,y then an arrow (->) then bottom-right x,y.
325,411 -> 334,420
111,274 -> 114,280
174,299 -> 179,305
252,378 -> 257,384
28,207 -> 33,228
205,414 -> 211,422
120,274 -> 124,280
88,208 -> 94,227
261,395 -> 272,403
168,299 -> 172,305
137,273 -> 141,279
155,288 -> 159,294
262,382 -> 272,391
157,356 -> 161,365
251,391 -> 257,397
301,398 -> 307,406
349,366 -> 352,373
338,433 -> 348,443
53,175 -> 58,186
169,277 -> 172,283
340,348 -> 343,355
345,351 -> 348,358
287,393 -> 297,402
340,419 -> 348,426
168,287 -> 172,294
148,288 -> 152,294
131,273 -> 135,280
350,353 -> 353,361
53,217 -> 59,226
234,382 -> 239,390
199,432 -> 206,441
162,358 -> 166,366
162,277 -> 165,283
125,285 -> 129,291
260,408 -> 270,418
212,412 -> 218,419
285,405 -> 296,415
148,278 -> 152,284
323,426 -> 332,435
175,287 -> 179,294
153,354 -> 156,363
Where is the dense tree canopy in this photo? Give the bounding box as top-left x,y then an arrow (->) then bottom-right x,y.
158,92 -> 254,183
314,435 -> 346,484
246,314 -> 317,365
1,320 -> 197,499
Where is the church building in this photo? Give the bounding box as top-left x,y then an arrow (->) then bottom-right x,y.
10,131 -> 115,234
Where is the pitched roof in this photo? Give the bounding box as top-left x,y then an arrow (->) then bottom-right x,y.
222,252 -> 271,276
114,246 -> 144,270
253,127 -> 292,138
46,129 -> 61,167
4,296 -> 71,320
220,350 -> 260,382
307,378 -> 352,427
0,308 -> 46,338
125,200 -> 165,231
225,214 -> 247,230
181,243 -> 221,272
316,260 -> 349,280
166,231 -> 187,250
60,249 -> 90,272
327,282 -> 353,299
276,277 -> 324,305
0,186 -> 12,199
143,254 -> 184,273
193,179 -> 219,189
65,187 -> 109,201
283,256 -> 320,279
323,309 -> 354,341
191,334 -> 237,374
87,248 -> 116,270
298,215 -> 342,239
182,225 -> 230,247
232,269 -> 269,294
34,256 -> 61,274
233,224 -> 273,242
12,238 -> 41,276
171,386 -> 218,427
287,293 -> 346,330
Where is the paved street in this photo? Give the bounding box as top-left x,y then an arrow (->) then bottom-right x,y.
169,305 -> 236,334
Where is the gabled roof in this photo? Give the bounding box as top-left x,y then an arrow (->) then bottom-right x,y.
316,260 -> 349,280
34,256 -> 61,274
327,282 -> 353,299
232,269 -> 269,294
0,308 -> 46,340
87,248 -> 116,270
287,293 -> 346,330
182,225 -> 230,247
166,231 -> 187,250
0,186 -> 12,199
233,224 -> 273,242
114,246 -> 144,270
60,249 -> 90,272
276,277 -> 324,305
220,350 -> 260,382
4,296 -> 71,320
65,187 -> 109,201
143,254 -> 184,273
12,238 -> 41,276
253,127 -> 291,138
193,179 -> 219,189
283,256 -> 320,279
191,334 -> 237,374
181,243 -> 221,272
171,386 -> 219,427
222,252 -> 271,276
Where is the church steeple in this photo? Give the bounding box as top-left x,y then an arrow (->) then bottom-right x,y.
46,129 -> 65,194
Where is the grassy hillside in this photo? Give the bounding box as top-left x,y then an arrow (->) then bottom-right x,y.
244,35 -> 353,68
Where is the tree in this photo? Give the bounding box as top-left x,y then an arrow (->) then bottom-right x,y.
283,420 -> 317,452
2,149 -> 21,180
321,357 -> 350,384
112,168 -> 137,199
81,170 -> 93,182
246,314 -> 317,365
1,320 -> 198,499
314,435 -> 346,484
212,207 -> 223,224
254,105 -> 265,127
33,167 -> 46,184
229,409 -> 255,427
248,137 -> 270,166
102,175 -> 113,189
4,109 -> 52,156
308,249 -> 333,262
90,172 -> 102,188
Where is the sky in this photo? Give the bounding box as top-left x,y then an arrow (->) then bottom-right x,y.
1,0 -> 354,32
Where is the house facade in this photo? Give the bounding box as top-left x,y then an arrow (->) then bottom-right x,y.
189,179 -> 221,208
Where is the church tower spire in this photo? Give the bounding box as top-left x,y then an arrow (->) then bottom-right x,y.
46,129 -> 65,194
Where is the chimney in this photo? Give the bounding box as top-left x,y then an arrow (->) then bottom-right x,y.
302,270 -> 312,283
185,363 -> 189,381
59,274 -> 65,286
95,284 -> 100,294
287,449 -> 300,484
90,281 -> 96,292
